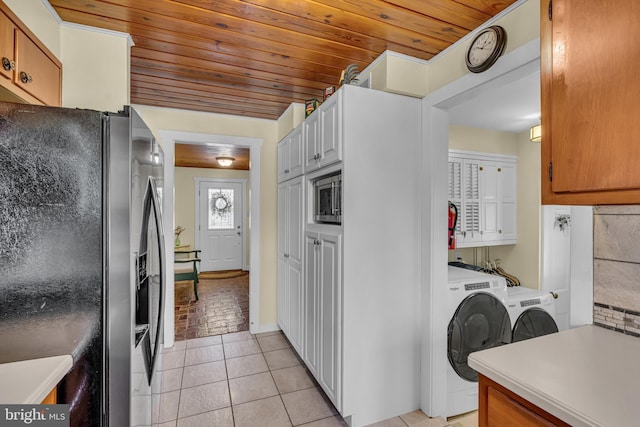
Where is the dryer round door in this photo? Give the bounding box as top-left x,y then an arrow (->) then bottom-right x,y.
448,292 -> 511,382
512,307 -> 558,343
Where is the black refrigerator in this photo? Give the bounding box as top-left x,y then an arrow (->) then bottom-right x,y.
0,101 -> 166,427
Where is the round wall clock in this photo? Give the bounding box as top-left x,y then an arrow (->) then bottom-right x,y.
465,25 -> 507,73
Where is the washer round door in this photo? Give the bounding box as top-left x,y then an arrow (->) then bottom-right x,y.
512,307 -> 558,343
448,292 -> 511,382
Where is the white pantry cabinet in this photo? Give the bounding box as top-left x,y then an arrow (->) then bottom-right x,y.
448,150 -> 517,247
323,85 -> 422,426
304,229 -> 341,408
304,91 -> 342,173
277,126 -> 304,183
277,176 -> 304,353
279,85 -> 422,427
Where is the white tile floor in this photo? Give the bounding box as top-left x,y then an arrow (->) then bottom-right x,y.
154,330 -> 460,427
154,331 -> 345,427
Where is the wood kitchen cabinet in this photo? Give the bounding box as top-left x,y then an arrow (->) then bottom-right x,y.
41,387 -> 57,404
0,2 -> 61,106
478,374 -> 570,427
541,0 -> 640,204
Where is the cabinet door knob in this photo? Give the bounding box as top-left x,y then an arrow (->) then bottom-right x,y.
19,71 -> 33,84
284,253 -> 290,258
2,57 -> 15,71
284,169 -> 290,174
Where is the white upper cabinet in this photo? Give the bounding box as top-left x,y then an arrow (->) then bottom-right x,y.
304,91 -> 342,173
449,150 -> 517,247
277,126 -> 304,183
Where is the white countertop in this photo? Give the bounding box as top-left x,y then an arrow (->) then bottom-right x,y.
0,355 -> 73,404
468,325 -> 640,427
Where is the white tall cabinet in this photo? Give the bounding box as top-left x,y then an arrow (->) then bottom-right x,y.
277,176 -> 304,353
278,84 -> 422,427
304,230 -> 341,406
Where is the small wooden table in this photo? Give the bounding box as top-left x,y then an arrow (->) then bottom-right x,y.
175,249 -> 201,300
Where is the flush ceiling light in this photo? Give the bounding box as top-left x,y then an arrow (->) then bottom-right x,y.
216,156 -> 235,167
530,125 -> 542,143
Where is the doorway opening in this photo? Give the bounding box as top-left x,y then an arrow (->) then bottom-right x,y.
173,176 -> 250,340
158,130 -> 263,347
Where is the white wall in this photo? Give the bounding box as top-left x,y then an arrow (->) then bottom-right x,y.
133,105 -> 279,329
61,24 -> 131,112
276,102 -> 305,141
428,0 -> 540,93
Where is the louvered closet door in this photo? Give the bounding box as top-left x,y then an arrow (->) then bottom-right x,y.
462,160 -> 481,245
448,160 -> 463,239
481,162 -> 500,242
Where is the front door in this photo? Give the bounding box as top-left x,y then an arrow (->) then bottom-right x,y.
198,180 -> 243,271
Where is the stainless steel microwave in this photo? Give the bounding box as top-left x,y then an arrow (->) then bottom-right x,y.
314,172 -> 342,224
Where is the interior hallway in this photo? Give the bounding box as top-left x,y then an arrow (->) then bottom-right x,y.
174,272 -> 250,341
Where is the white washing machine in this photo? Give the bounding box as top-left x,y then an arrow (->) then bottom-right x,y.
505,287 -> 558,342
446,266 -> 511,417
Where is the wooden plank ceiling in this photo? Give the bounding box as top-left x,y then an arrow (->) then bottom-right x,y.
49,0 -> 516,121
175,143 -> 250,170
49,0 -> 516,170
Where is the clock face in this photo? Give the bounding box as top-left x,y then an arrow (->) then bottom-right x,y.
465,26 -> 507,73
468,30 -> 498,66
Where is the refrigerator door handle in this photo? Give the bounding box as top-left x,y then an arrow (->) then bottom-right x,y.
138,176 -> 166,384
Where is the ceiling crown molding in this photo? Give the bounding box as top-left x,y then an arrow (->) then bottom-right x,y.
42,1 -> 134,47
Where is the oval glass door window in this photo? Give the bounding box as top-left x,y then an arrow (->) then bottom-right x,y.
448,292 -> 511,382
512,308 -> 558,343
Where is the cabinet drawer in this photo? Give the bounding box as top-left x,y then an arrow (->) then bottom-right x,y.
488,387 -> 554,427
14,30 -> 61,106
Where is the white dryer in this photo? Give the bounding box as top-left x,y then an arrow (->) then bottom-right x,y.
505,287 -> 558,342
446,266 -> 511,417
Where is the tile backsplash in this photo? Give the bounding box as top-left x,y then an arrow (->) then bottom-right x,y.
593,205 -> 640,337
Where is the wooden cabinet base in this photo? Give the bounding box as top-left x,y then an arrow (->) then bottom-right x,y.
41,387 -> 57,405
478,375 -> 569,427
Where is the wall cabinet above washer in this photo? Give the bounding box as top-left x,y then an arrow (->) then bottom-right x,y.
448,150 -> 517,248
